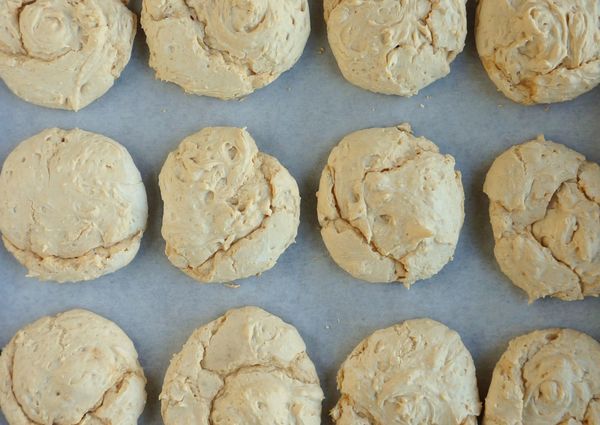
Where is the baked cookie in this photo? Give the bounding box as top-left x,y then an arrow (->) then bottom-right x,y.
332,318 -> 481,425
484,328 -> 600,424
160,306 -> 323,424
317,124 -> 464,285
159,127 -> 300,283
141,0 -> 310,100
476,0 -> 600,105
0,0 -> 137,111
484,135 -> 600,302
325,0 -> 467,96
0,128 -> 148,283
0,309 -> 146,425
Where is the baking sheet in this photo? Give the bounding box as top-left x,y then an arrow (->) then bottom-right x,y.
0,1 -> 599,423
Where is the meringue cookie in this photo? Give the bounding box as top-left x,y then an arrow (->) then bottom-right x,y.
159,127 -> 300,283
484,328 -> 600,425
0,0 -> 137,111
160,306 -> 324,425
317,124 -> 464,285
325,0 -> 467,96
0,309 -> 147,425
332,318 -> 481,425
476,0 -> 600,105
0,128 -> 148,283
484,135 -> 600,302
141,0 -> 310,99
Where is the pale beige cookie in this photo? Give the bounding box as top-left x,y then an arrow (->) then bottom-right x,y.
0,309 -> 147,425
332,318 -> 481,425
484,135 -> 600,302
159,127 -> 300,283
0,0 -> 137,111
160,306 -> 324,424
324,0 -> 467,96
484,328 -> 600,425
0,128 -> 148,283
141,0 -> 310,100
317,124 -> 464,285
476,0 -> 600,105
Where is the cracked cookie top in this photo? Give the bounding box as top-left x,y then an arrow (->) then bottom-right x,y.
317,124 -> 464,285
160,306 -> 323,424
0,309 -> 147,425
484,135 -> 600,302
0,0 -> 137,111
476,0 -> 600,105
159,127 -> 300,283
141,0 -> 310,99
0,128 -> 148,283
324,0 -> 467,96
484,328 -> 600,424
331,318 -> 481,425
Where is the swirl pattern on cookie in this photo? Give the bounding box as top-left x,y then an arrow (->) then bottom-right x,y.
484,328 -> 600,424
141,0 -> 310,99
332,318 -> 481,425
0,0 -> 137,110
325,0 -> 467,96
476,0 -> 600,104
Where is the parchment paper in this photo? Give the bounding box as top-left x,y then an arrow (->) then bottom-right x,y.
0,1 -> 598,423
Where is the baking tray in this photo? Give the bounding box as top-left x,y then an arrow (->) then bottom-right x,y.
0,1 -> 598,423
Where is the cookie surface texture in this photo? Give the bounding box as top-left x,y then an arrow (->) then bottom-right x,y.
0,128 -> 148,283
331,318 -> 481,425
317,124 -> 464,285
484,135 -> 600,301
0,309 -> 147,425
0,0 -> 137,111
160,306 -> 324,425
141,0 -> 310,99
159,127 -> 300,283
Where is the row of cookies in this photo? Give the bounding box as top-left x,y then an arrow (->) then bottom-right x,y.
1,125 -> 598,302
1,0 -> 598,110
1,307 -> 599,424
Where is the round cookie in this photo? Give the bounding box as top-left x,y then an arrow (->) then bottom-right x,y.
484,328 -> 600,424
332,318 -> 481,425
0,128 -> 148,283
483,135 -> 600,302
324,0 -> 467,96
0,0 -> 137,111
159,127 -> 300,283
141,0 -> 310,100
317,124 -> 464,285
0,309 -> 147,425
476,0 -> 600,105
160,306 -> 324,424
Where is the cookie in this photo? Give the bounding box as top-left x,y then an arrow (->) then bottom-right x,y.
484,135 -> 600,301
160,306 -> 323,424
0,0 -> 137,111
0,309 -> 146,425
476,0 -> 600,105
317,124 -> 464,285
332,318 -> 481,425
325,0 -> 467,96
484,328 -> 600,424
0,128 -> 148,283
159,127 -> 300,283
141,0 -> 310,99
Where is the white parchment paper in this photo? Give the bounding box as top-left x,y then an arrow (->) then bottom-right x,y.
0,1 -> 598,423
